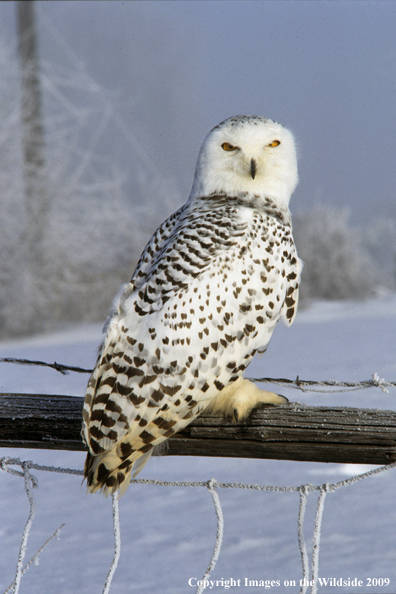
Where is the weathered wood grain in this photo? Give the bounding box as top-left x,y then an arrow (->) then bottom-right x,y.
1,393 -> 396,465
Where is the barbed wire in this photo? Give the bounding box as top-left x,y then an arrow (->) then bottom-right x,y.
1,357 -> 395,393
253,371 -> 394,393
0,357 -> 92,375
2,457 -> 396,594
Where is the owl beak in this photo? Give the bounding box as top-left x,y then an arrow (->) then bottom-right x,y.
250,158 -> 256,179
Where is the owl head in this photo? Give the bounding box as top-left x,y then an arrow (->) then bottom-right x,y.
190,115 -> 298,207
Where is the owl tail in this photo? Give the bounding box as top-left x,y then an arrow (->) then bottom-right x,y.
84,445 -> 154,497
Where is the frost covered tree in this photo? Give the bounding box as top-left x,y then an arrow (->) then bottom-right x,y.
17,1 -> 47,260
364,217 -> 396,292
0,6 -> 196,338
293,206 -> 377,302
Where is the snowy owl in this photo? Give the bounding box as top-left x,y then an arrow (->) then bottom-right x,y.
82,115 -> 302,495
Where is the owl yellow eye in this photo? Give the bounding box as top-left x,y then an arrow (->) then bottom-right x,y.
268,140 -> 281,147
221,142 -> 238,151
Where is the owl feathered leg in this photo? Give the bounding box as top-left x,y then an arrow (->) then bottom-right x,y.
205,377 -> 287,422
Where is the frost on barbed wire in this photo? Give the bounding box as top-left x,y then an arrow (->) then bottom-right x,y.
1,457 -> 396,594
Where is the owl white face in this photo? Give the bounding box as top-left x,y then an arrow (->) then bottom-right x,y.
191,116 -> 298,207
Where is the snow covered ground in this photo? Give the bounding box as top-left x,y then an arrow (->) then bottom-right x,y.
1,294 -> 396,594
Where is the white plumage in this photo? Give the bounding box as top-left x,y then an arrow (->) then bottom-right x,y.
82,115 -> 302,495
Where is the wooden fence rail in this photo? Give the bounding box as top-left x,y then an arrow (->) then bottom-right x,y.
1,393 -> 396,465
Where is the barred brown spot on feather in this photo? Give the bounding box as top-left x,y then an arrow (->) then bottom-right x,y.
91,410 -> 116,427
128,392 -> 145,406
112,363 -> 128,375
89,426 -> 106,441
106,476 -> 117,488
139,374 -> 157,386
152,417 -> 177,430
97,463 -> 109,484
287,307 -> 295,319
125,367 -> 144,378
114,382 -> 133,397
139,444 -> 153,454
90,440 -> 105,455
118,460 -> 132,471
133,356 -> 145,367
285,296 -> 295,307
120,442 -> 134,458
159,383 -> 182,396
101,376 -> 117,388
140,430 -> 156,443
150,389 -> 164,402
240,303 -> 251,313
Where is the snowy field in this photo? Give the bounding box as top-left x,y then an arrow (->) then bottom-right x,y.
1,294 -> 396,594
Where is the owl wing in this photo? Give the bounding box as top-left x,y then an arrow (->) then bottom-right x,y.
130,204 -> 187,290
82,200 -> 248,455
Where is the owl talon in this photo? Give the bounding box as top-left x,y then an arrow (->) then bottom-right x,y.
270,394 -> 288,404
206,378 -> 290,422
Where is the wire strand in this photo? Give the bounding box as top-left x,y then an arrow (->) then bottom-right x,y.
1,357 -> 394,393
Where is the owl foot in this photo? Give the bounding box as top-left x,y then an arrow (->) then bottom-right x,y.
206,377 -> 288,422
